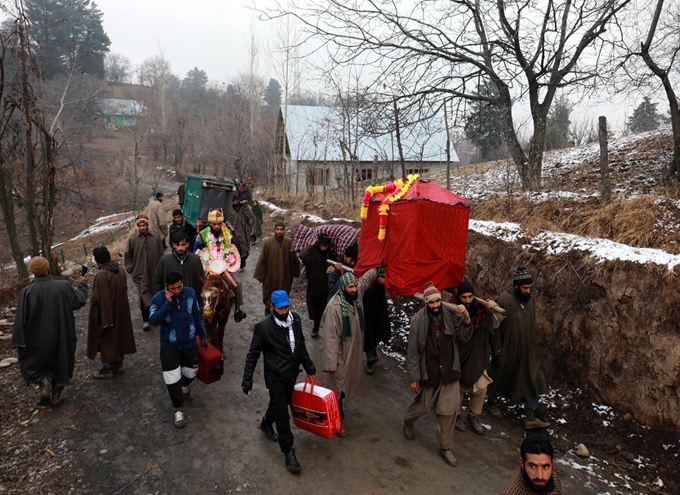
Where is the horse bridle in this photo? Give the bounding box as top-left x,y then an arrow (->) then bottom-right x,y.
203,276 -> 232,317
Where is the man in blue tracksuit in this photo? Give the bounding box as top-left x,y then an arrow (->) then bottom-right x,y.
150,271 -> 208,429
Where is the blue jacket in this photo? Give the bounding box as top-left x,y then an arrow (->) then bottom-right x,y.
150,287 -> 207,350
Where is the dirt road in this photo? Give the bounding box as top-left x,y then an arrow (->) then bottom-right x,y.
16,239 -> 649,495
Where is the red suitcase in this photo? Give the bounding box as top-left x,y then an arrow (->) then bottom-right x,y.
196,337 -> 224,384
290,376 -> 342,439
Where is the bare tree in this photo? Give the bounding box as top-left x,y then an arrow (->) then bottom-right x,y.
622,0 -> 680,180
267,0 -> 633,191
104,52 -> 132,83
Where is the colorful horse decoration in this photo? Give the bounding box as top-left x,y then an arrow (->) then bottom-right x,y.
197,234 -> 241,358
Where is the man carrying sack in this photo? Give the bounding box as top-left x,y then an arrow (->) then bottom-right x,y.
241,290 -> 316,475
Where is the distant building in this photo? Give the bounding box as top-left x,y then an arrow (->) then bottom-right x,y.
97,98 -> 145,128
274,104 -> 460,194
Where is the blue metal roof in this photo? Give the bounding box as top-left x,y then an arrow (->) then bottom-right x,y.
282,105 -> 458,163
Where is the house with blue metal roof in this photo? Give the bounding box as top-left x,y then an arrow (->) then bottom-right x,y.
275,104 -> 459,195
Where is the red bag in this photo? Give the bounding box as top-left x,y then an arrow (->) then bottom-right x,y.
290,376 -> 342,439
196,337 -> 224,384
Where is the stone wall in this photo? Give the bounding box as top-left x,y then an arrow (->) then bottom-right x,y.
465,230 -> 680,428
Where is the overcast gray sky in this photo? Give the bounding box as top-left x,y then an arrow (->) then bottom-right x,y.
97,0 -> 274,84
94,0 -> 644,132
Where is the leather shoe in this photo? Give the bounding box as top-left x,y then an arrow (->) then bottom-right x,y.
440,449 -> 458,467
259,417 -> 278,441
234,309 -> 247,322
403,422 -> 415,440
38,377 -> 51,406
284,449 -> 301,474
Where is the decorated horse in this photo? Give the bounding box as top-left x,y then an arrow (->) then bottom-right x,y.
201,274 -> 235,358
197,235 -> 241,358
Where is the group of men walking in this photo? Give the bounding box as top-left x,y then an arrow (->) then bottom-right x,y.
10,190 -> 559,493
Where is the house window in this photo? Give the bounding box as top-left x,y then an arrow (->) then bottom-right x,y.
358,168 -> 373,181
308,168 -> 330,186
406,168 -> 429,175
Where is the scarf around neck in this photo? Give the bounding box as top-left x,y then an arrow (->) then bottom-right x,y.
338,272 -> 364,340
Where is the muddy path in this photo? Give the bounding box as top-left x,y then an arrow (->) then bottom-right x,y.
12,238 -> 653,495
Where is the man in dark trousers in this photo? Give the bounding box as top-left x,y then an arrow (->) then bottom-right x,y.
487,267 -> 550,430
453,281 -> 501,434
298,234 -> 331,338
13,256 -> 88,407
149,271 -> 208,429
242,290 -> 316,475
499,434 -> 562,494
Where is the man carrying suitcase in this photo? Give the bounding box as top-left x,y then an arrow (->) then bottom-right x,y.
241,290 -> 316,475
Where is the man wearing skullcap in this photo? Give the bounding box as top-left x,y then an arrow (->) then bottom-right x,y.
12,256 -> 89,406
146,191 -> 167,248
453,281 -> 502,435
253,220 -> 300,316
403,281 -> 473,467
125,213 -> 165,330
487,267 -> 551,430
321,266 -> 379,436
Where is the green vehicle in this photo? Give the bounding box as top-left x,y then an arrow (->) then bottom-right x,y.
181,174 -> 236,228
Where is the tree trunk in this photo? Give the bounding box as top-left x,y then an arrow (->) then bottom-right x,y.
526,117 -> 547,191
444,100 -> 451,191
0,165 -> 29,281
393,100 -> 406,178
599,116 -> 611,204
497,86 -> 530,190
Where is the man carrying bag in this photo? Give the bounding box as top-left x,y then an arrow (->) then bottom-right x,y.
242,290 -> 316,475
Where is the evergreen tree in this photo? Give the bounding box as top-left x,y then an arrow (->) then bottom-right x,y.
263,78 -> 281,107
627,96 -> 662,134
464,81 -> 504,160
25,0 -> 110,78
182,67 -> 208,95
545,96 -> 572,150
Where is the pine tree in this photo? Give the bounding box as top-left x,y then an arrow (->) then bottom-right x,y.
627,96 -> 662,134
545,96 -> 572,150
263,78 -> 282,107
464,81 -> 504,160
25,0 -> 110,78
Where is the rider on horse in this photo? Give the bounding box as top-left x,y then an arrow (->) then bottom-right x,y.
194,208 -> 247,322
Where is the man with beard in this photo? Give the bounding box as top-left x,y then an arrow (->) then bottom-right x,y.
453,281 -> 501,435
499,434 -> 562,494
230,196 -> 255,270
487,267 -> 550,430
253,220 -> 300,316
322,269 -> 378,437
241,290 -> 316,475
298,234 -> 331,338
169,209 -> 197,252
125,214 -> 165,330
13,256 -> 88,407
403,282 -> 472,467
88,246 -> 136,379
195,209 -> 246,322
153,230 -> 205,307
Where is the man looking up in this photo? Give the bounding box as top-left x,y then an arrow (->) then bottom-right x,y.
499,434 -> 562,494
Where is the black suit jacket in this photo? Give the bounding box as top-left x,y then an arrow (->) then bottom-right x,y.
242,311 -> 316,390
